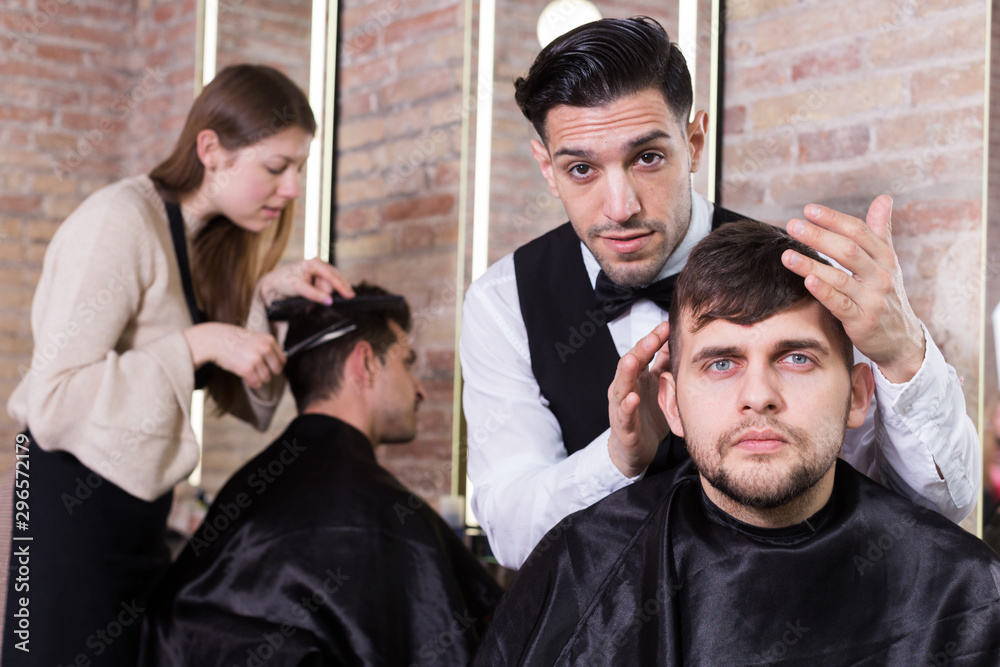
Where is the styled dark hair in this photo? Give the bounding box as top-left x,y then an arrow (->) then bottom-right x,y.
150,64 -> 316,415
514,16 -> 693,140
283,283 -> 412,412
668,221 -> 855,373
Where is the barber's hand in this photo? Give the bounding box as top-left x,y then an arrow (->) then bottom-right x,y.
184,322 -> 286,390
258,258 -> 355,306
608,321 -> 672,478
782,195 -> 925,383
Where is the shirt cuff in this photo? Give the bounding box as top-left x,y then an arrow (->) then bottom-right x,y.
870,321 -> 946,427
573,428 -> 643,506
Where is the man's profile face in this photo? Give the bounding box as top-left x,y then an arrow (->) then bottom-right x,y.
660,300 -> 872,512
371,320 -> 425,445
531,87 -> 707,287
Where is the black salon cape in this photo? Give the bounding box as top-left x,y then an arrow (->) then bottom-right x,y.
140,414 -> 502,666
473,459 -> 1000,666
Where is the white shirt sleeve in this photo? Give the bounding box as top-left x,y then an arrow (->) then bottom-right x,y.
460,255 -> 638,569
842,323 -> 980,523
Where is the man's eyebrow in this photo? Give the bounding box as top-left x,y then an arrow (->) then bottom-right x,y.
775,338 -> 831,356
689,345 -> 743,366
625,130 -> 670,152
551,130 -> 672,160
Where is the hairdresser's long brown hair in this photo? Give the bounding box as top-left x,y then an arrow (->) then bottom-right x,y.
150,64 -> 316,415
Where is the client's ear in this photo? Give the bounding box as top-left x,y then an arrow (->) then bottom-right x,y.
659,373 -> 685,438
846,363 -> 875,429
345,341 -> 377,391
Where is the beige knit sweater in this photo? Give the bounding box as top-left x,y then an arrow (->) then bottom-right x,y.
7,175 -> 283,501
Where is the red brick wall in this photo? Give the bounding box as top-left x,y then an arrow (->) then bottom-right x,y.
195,0 -> 315,496
721,0 -> 986,415
335,0 -> 467,497
1,0 -> 992,523
986,0 -> 1000,471
486,2 -> 684,264
721,0 -> 987,529
0,0 -> 196,473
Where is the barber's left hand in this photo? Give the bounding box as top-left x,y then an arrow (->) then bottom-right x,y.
258,258 -> 355,306
781,194 -> 924,383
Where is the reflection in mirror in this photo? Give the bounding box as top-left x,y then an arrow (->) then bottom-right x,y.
984,4 -> 1000,548
196,1 -> 317,494
485,1 -> 715,267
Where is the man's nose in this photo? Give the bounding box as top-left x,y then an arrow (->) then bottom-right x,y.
737,365 -> 783,415
602,171 -> 640,223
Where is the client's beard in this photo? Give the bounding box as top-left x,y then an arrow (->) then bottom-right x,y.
687,416 -> 845,510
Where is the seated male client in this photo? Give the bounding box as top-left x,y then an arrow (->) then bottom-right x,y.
473,223 -> 1000,666
141,284 -> 502,666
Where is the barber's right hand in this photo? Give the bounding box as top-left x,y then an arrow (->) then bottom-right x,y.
183,322 -> 286,389
607,321 -> 671,478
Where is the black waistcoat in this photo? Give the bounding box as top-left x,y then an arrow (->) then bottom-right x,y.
512,205 -> 750,472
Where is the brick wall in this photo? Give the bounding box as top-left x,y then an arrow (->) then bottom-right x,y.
334,0 -> 467,499
721,0 -> 988,529
721,0 -> 985,409
1,0 -> 992,525
986,0 -> 1000,471
0,0 -> 196,473
196,0 -> 314,497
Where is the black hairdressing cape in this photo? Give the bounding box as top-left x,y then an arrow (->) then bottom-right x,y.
473,459 -> 1000,666
140,414 -> 502,666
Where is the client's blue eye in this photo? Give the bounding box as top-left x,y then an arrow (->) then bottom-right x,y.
711,360 -> 732,372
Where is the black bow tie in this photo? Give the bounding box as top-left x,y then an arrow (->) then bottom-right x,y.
594,270 -> 677,320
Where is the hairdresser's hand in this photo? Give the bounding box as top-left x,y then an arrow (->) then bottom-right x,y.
183,322 -> 286,389
608,321 -> 672,478
782,195 -> 924,383
258,258 -> 355,306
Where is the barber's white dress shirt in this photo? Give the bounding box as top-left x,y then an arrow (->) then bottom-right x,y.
460,191 -> 981,569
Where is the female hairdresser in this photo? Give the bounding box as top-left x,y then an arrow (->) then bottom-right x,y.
2,64 -> 352,665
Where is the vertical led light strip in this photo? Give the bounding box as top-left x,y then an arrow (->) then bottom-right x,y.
706,0 -> 720,203
976,0 -> 991,541
188,0 -> 220,487
202,0 -> 218,87
304,0 -> 331,260
452,0 -> 474,497
320,1 -> 339,262
470,0 -> 496,281
678,0 -> 698,116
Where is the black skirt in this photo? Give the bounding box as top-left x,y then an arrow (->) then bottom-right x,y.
2,431 -> 172,666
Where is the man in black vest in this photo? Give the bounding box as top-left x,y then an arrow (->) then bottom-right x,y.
459,16 -> 980,568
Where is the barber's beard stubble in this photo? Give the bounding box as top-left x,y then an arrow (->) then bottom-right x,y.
587,201 -> 691,288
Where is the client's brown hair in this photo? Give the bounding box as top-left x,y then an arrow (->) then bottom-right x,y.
668,221 -> 854,374
283,283 -> 412,412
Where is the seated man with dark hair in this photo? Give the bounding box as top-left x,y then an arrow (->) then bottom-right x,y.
142,284 -> 501,666
473,223 -> 1000,666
